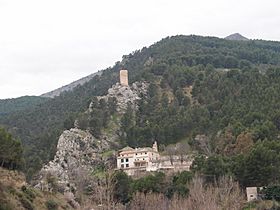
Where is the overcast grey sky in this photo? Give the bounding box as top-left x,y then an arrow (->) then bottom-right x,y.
0,0 -> 280,99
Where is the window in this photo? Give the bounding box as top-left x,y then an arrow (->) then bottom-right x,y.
126,158 -> 129,162
145,152 -> 147,154
121,159 -> 124,163
121,164 -> 124,168
143,158 -> 145,160
136,153 -> 138,155
126,164 -> 129,167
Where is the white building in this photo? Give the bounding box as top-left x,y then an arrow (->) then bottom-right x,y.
117,142 -> 193,176
117,142 -> 160,175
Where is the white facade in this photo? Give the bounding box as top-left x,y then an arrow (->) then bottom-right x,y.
117,142 -> 160,175
117,142 -> 193,176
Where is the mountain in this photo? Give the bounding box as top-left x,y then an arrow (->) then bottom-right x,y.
225,33 -> 249,41
2,34 -> 280,208
34,81 -> 148,194
0,96 -> 49,116
41,71 -> 103,98
2,34 -> 280,181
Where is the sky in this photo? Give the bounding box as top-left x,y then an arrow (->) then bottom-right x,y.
0,0 -> 280,99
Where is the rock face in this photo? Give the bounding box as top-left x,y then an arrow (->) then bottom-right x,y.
225,33 -> 249,41
35,81 -> 148,195
34,128 -> 106,193
90,81 -> 148,114
41,71 -> 102,98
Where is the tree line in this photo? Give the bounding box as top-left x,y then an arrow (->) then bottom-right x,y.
2,34 -> 280,179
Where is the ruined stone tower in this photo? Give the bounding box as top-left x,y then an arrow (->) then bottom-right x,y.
120,70 -> 128,86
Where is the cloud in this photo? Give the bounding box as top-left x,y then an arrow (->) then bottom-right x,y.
0,0 -> 280,98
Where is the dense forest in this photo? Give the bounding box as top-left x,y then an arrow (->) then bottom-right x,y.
0,128 -> 24,170
2,35 -> 280,181
0,96 -> 48,116
121,66 -> 280,147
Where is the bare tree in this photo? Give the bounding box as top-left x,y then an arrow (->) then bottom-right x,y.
175,142 -> 190,164
194,135 -> 212,156
129,192 -> 169,210
176,175 -> 244,210
68,166 -> 93,204
128,175 -> 245,210
165,144 -> 176,165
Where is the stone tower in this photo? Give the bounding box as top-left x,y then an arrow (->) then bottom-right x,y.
120,70 -> 128,86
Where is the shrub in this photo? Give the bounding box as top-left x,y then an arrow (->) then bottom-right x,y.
19,196 -> 34,210
45,199 -> 58,210
21,186 -> 36,202
261,186 -> 280,201
0,203 -> 14,210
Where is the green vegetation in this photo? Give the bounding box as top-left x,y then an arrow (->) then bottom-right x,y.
111,170 -> 132,204
0,68 -> 120,179
0,96 -> 48,116
45,199 -> 58,210
111,170 -> 193,205
121,66 -> 280,148
0,167 -> 74,210
2,34 -> 280,181
261,186 -> 280,201
191,140 -> 280,187
76,96 -> 117,137
131,172 -> 167,194
0,128 -> 24,170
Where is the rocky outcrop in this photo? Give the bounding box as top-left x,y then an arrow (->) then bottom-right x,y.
34,128 -> 106,193
35,81 -> 148,197
90,81 -> 148,114
224,33 -> 249,41
41,71 -> 103,98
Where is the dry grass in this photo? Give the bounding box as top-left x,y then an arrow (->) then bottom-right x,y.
0,167 -> 74,210
79,175 -> 245,210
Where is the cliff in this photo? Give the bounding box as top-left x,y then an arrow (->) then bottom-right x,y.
93,81 -> 148,114
34,81 -> 148,204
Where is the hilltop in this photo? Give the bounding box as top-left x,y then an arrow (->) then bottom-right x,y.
40,71 -> 102,98
1,34 -> 280,181
1,34 -> 280,208
224,33 -> 249,41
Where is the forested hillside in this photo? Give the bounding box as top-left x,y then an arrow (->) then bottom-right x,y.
0,69 -> 120,179
121,67 -> 280,147
0,96 -> 48,116
2,35 -> 280,179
